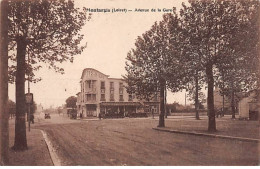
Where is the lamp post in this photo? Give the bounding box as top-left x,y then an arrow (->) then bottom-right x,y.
26,50 -> 32,132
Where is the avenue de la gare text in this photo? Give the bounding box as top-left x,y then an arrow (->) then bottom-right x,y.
85,8 -> 173,13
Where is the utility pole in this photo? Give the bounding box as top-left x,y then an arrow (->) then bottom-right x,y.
0,0 -> 9,165
185,92 -> 186,107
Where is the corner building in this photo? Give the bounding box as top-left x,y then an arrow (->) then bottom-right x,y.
76,68 -> 160,117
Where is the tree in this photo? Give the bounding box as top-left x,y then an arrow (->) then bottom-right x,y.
184,71 -> 206,120
179,0 -> 259,131
125,12 -> 183,127
7,0 -> 90,150
0,0 -> 9,164
66,96 -> 77,108
187,85 -> 206,115
125,22 -> 167,127
215,0 -> 260,119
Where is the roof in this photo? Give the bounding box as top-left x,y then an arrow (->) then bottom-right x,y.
80,68 -> 109,79
80,68 -> 125,81
100,102 -> 142,106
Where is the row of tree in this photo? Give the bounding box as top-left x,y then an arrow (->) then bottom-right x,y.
124,0 -> 259,131
8,100 -> 37,119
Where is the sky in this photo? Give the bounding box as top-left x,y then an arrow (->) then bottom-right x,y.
8,0 -> 200,109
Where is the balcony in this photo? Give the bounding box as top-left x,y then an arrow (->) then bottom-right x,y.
85,88 -> 97,94
119,95 -> 124,101
85,100 -> 97,104
101,88 -> 105,93
110,97 -> 115,101
119,88 -> 123,94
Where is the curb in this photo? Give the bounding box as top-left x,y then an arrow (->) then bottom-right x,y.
41,130 -> 62,166
152,127 -> 260,143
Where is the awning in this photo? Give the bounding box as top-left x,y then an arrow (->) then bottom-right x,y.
100,102 -> 142,106
143,101 -> 160,104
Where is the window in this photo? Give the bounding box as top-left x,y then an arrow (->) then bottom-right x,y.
119,82 -> 124,94
119,89 -> 123,94
92,94 -> 96,101
92,81 -> 96,89
120,95 -> 124,101
128,94 -> 133,101
110,82 -> 114,90
101,81 -> 105,93
86,80 -> 91,89
119,82 -> 123,88
86,94 -> 96,101
110,90 -> 114,94
101,81 -> 105,89
101,94 -> 105,101
86,80 -> 96,91
86,94 -> 91,101
110,94 -> 114,101
110,82 -> 114,101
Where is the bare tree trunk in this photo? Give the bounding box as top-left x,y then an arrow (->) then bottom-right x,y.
222,94 -> 225,117
13,37 -> 28,151
231,82 -> 236,119
222,72 -> 225,117
0,0 -> 9,164
206,65 -> 216,132
164,85 -> 167,118
158,79 -> 165,127
195,71 -> 200,120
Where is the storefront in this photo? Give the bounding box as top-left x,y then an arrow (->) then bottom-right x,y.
86,104 -> 97,117
100,102 -> 142,117
143,102 -> 160,115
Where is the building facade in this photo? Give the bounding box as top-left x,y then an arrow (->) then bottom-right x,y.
238,89 -> 259,120
76,68 -> 160,117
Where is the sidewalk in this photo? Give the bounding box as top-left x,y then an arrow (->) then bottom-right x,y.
153,115 -> 259,142
7,119 -> 53,166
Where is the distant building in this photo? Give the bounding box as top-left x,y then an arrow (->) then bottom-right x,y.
36,103 -> 43,114
76,68 -> 160,117
213,87 -> 242,112
238,89 -> 259,120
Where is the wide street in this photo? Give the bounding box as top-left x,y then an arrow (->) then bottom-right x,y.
32,113 -> 259,166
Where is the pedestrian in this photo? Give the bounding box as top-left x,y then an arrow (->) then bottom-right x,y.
98,113 -> 102,120
221,108 -> 225,117
215,109 -> 219,118
30,114 -> 34,124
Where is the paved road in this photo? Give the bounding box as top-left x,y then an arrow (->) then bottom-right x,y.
34,114 -> 259,166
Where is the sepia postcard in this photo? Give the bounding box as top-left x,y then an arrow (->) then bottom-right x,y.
0,0 -> 259,166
